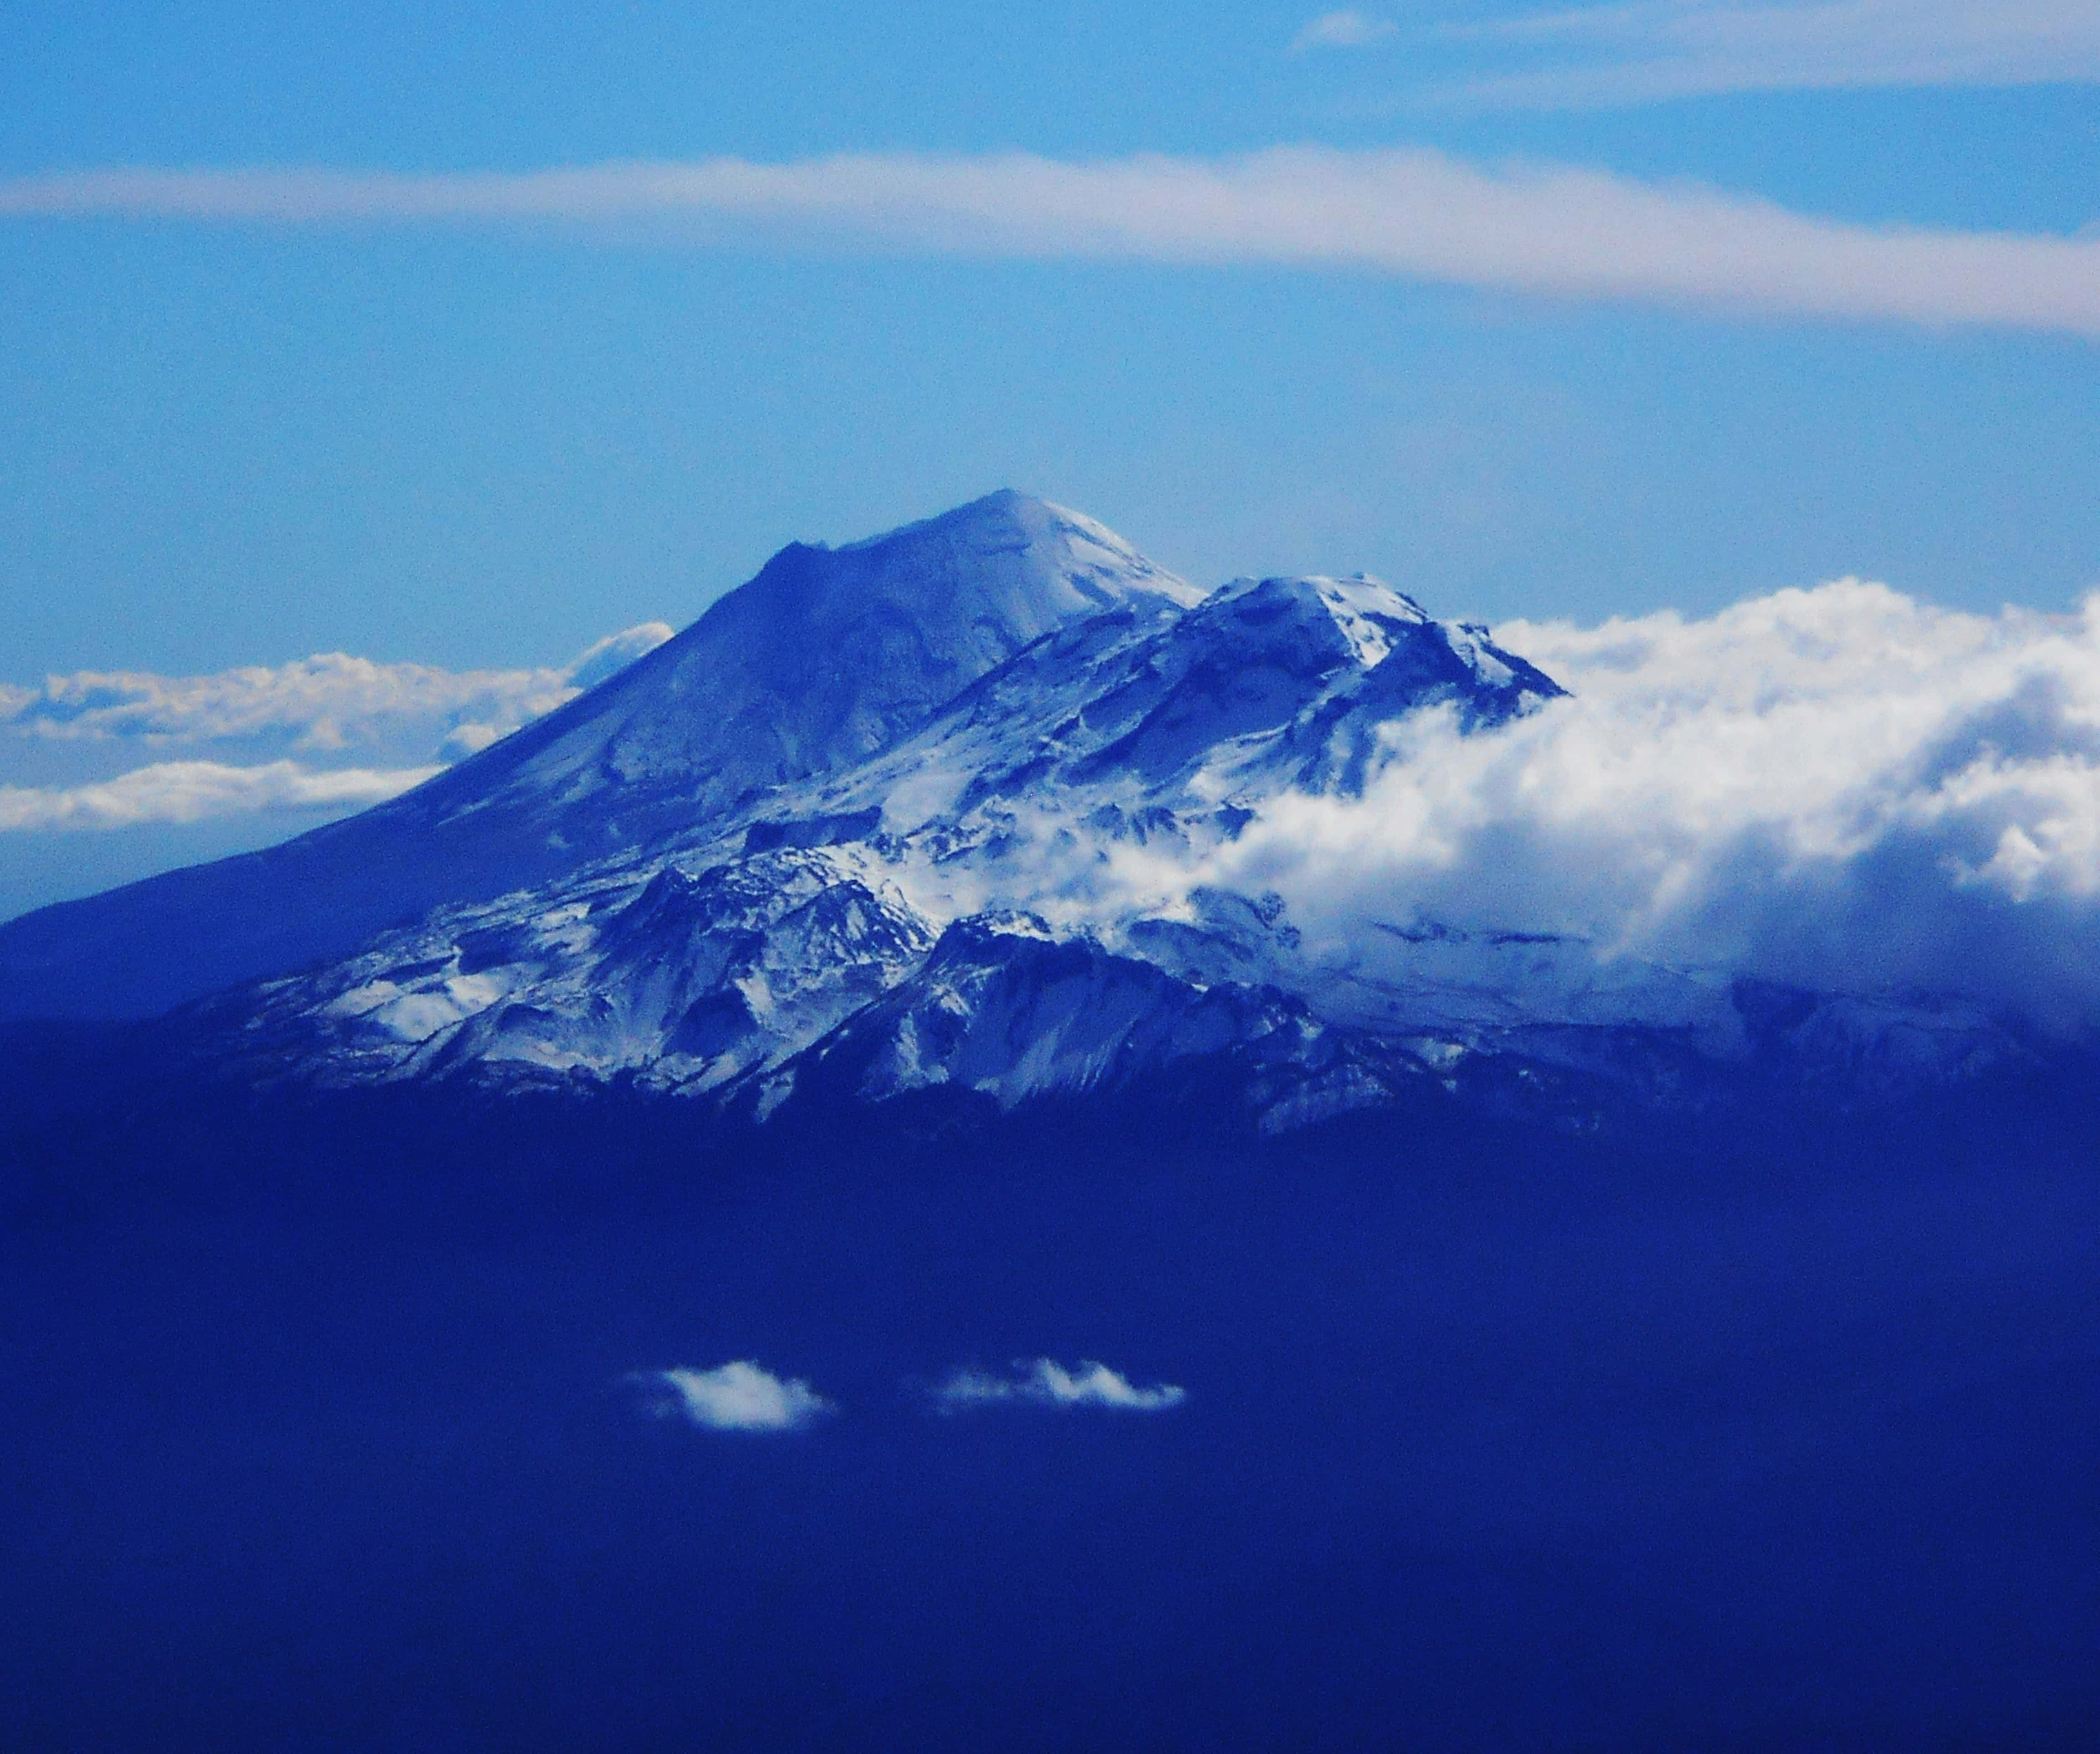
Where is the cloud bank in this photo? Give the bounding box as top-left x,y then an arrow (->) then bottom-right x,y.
934,1359 -> 1187,1412
1449,0 -> 2100,108
3,149 -> 2097,335
640,1362 -> 834,1431
1179,580 -> 2100,1033
0,623 -> 671,832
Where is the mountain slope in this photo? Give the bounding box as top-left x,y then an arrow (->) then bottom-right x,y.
0,491 -> 1194,1022
220,566 -> 1954,1128
175,562 -> 1583,1118
798,569 -> 1564,824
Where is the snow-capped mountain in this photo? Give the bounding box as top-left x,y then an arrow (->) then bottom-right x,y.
5,491 -> 2033,1125
0,491 -> 1198,1023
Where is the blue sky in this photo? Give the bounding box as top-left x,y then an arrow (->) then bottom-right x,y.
2,1 -> 2098,913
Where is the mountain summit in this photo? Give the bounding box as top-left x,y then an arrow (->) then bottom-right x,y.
0,492 -> 1194,1021
360,490 -> 1202,856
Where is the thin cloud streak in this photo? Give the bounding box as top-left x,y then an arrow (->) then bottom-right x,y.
933,1359 -> 1187,1411
1294,10 -> 1401,51
0,623 -> 674,834
2,148 -> 2097,335
1448,0 -> 2100,106
0,759 -> 438,832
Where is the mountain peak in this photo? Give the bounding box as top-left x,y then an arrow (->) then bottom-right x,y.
434,494 -> 1200,832
836,486 -> 1044,549
824,489 -> 1204,620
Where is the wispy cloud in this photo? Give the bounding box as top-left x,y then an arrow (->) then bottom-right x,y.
0,759 -> 439,831
0,623 -> 672,833
1446,0 -> 2100,107
932,1359 -> 1187,1412
1294,10 -> 1400,51
1,623 -> 672,751
638,1362 -> 835,1431
1,149 -> 2096,335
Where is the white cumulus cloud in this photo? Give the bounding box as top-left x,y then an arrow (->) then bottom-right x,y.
933,1359 -> 1187,1412
639,1362 -> 835,1431
2,150 -> 2097,335
1172,579 -> 2100,1033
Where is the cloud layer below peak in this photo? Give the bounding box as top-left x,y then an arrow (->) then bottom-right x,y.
1151,579 -> 2100,1036
3,148 -> 2097,337
0,623 -> 672,834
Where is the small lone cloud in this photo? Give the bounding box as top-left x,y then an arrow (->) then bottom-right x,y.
637,1361 -> 834,1431
566,622 -> 675,691
1294,9 -> 1399,51
440,723 -> 504,757
933,1358 -> 1187,1413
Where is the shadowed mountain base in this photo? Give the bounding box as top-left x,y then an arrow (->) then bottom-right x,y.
5,1031 -> 2099,1753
